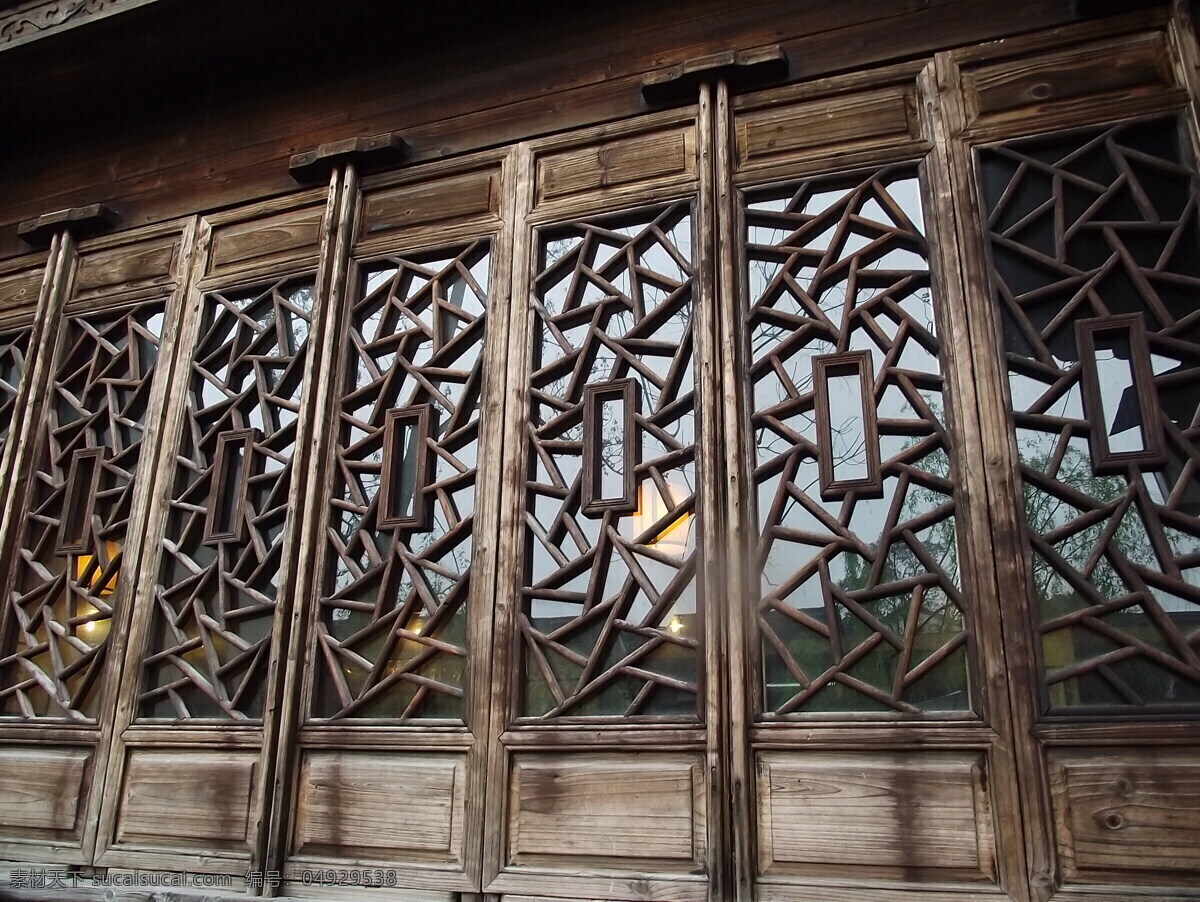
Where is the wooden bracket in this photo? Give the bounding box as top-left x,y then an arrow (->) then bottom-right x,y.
641,46 -> 788,106
289,132 -> 408,183
17,204 -> 118,248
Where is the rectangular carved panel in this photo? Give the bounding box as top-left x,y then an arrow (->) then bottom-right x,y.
360,169 -> 499,241
963,33 -> 1175,127
75,239 -> 180,296
115,748 -> 256,850
736,85 -> 917,172
0,746 -> 91,836
757,751 -> 994,880
292,751 -> 464,863
1050,749 -> 1200,879
208,208 -> 324,278
536,126 -> 697,205
507,753 -> 704,868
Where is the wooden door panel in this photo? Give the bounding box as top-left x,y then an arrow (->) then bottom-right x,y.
0,226 -> 190,867
727,69 -> 1028,902
484,115 -> 718,902
274,156 -> 512,895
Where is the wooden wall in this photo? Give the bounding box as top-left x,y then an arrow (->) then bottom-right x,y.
0,0 -> 1145,262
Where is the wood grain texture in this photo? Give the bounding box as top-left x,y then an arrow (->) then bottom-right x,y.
757,751 -> 994,880
1050,749 -> 1200,878
0,746 -> 91,834
963,32 -> 1174,124
73,237 -> 180,296
361,168 -> 499,240
292,750 -> 464,861
207,207 -> 325,278
114,749 -> 257,850
507,753 -> 705,867
536,126 -> 697,204
736,85 -> 917,172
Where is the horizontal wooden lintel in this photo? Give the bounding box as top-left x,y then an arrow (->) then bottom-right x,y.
288,132 -> 408,183
642,45 -> 788,106
17,204 -> 118,247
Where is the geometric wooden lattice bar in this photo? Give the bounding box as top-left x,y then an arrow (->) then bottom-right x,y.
138,279 -> 314,721
311,243 -> 490,722
0,326 -> 31,456
520,202 -> 701,719
1,302 -> 166,720
743,165 -> 973,716
979,116 -> 1200,713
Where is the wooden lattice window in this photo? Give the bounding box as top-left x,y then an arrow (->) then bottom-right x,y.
743,166 -> 972,716
520,202 -> 700,719
1,302 -> 165,719
311,244 -> 490,721
979,115 -> 1200,713
139,279 -> 314,720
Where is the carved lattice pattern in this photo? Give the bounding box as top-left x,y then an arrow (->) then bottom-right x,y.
139,280 -> 313,720
745,166 -> 972,716
312,243 -> 491,721
980,117 -> 1200,711
0,326 -> 31,454
521,202 -> 700,719
1,303 -> 165,719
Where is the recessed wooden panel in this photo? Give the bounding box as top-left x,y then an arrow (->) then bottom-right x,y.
114,749 -> 256,850
736,85 -> 917,171
74,237 -> 180,295
507,753 -> 704,867
0,747 -> 91,835
293,751 -> 464,862
361,168 -> 499,240
536,126 -> 697,204
757,751 -> 993,879
208,206 -> 324,276
963,33 -> 1174,125
1050,749 -> 1200,878
0,268 -> 43,314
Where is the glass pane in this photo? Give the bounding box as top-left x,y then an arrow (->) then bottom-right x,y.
979,116 -> 1200,712
826,370 -> 868,482
598,393 -> 628,501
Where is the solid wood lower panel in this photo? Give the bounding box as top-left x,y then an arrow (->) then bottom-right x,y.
111,747 -> 257,853
0,744 -> 92,840
487,749 -> 708,902
756,750 -> 997,884
506,752 -> 706,869
1049,747 -> 1200,886
291,749 -> 466,865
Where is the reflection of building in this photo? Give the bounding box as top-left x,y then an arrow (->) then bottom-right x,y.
1,1 -> 1199,900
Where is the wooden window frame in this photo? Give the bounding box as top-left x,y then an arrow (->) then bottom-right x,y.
202,428 -> 258,545
55,446 -> 108,554
812,350 -> 882,500
581,378 -> 641,516
378,404 -> 435,531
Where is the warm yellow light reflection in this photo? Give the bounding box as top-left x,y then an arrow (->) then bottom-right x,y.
74,540 -> 121,597
667,616 -> 684,635
632,482 -> 693,555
